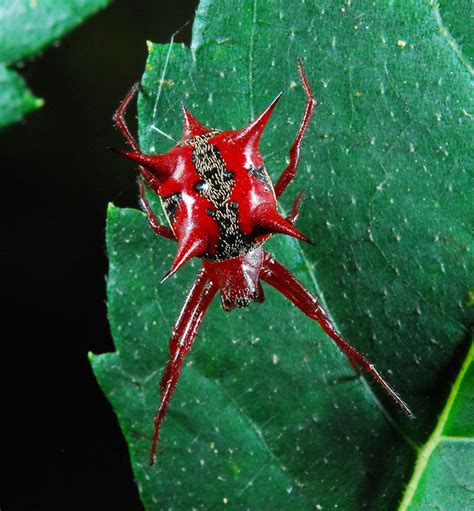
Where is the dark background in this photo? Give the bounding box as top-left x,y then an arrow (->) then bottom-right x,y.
2,1 -> 198,509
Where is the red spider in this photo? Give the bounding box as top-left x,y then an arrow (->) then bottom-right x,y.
111,60 -> 413,465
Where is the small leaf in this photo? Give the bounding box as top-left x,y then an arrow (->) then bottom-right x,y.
0,0 -> 110,128
92,0 -> 473,509
0,64 -> 43,128
398,342 -> 473,510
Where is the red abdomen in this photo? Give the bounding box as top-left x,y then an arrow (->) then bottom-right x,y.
118,93 -> 309,278
159,130 -> 277,261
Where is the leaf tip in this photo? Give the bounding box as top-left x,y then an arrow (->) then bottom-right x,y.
34,97 -> 45,109
107,202 -> 117,218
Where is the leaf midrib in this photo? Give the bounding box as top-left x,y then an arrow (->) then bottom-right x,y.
431,1 -> 474,76
397,342 -> 473,510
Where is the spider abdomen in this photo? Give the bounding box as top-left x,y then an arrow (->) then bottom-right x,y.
157,129 -> 278,262
117,92 -> 309,278
189,133 -> 263,261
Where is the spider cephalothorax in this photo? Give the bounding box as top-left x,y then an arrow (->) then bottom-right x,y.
112,60 -> 413,465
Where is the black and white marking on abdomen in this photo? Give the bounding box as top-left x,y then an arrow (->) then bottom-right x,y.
248,165 -> 272,192
161,192 -> 182,223
190,135 -> 258,261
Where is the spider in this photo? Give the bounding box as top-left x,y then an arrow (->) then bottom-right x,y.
111,60 -> 413,465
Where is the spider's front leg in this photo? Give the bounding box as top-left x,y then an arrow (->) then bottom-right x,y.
112,85 -> 176,241
260,252 -> 414,417
274,59 -> 317,198
150,269 -> 218,465
112,82 -> 140,151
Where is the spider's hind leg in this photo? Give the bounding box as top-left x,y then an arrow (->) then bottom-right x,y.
260,252 -> 414,418
150,270 -> 218,465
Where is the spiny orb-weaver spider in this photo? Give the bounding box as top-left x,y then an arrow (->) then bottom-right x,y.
112,60 -> 413,465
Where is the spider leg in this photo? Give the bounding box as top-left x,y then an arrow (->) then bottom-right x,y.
150,269 -> 218,464
286,190 -> 305,226
138,178 -> 176,241
260,252 -> 414,418
274,59 -> 317,198
112,82 -> 140,151
113,86 -> 176,241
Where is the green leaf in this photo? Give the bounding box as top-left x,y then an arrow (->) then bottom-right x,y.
399,342 -> 473,510
91,0 -> 473,509
0,0 -> 110,128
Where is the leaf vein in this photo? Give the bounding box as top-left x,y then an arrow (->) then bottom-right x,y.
430,1 -> 474,77
186,361 -> 318,506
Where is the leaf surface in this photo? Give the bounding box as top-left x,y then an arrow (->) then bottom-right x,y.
91,0 -> 473,509
0,0 -> 110,128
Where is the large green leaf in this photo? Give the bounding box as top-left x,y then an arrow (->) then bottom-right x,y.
91,0 -> 473,509
399,342 -> 473,510
0,0 -> 110,128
